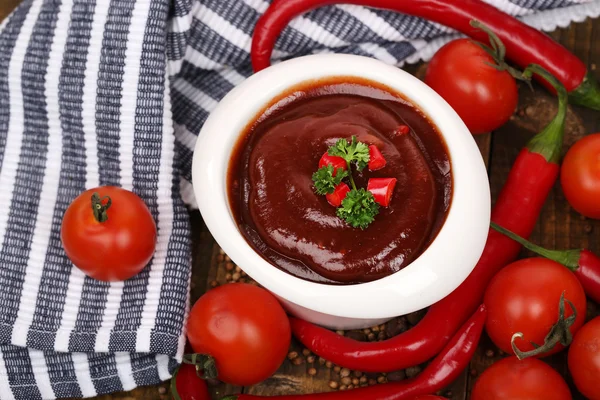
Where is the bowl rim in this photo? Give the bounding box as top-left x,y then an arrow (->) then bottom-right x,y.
192,54 -> 491,319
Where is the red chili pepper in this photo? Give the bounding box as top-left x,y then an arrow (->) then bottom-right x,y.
367,178 -> 396,207
319,153 -> 347,175
368,145 -> 387,171
326,183 -> 350,207
171,363 -> 210,400
491,221 -> 600,305
290,65 -> 566,372
251,0 -> 600,110
220,305 -> 485,400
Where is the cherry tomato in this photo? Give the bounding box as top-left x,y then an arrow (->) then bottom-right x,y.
326,183 -> 350,207
484,257 -> 586,357
61,186 -> 157,281
367,178 -> 397,207
471,357 -> 571,400
368,145 -> 386,171
171,363 -> 210,400
187,283 -> 291,386
319,153 -> 347,175
560,133 -> 600,219
425,39 -> 518,135
568,317 -> 600,400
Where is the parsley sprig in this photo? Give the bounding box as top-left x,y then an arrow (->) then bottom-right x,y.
312,165 -> 348,195
336,188 -> 379,229
312,136 -> 380,229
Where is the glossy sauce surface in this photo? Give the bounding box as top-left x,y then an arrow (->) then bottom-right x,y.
228,79 -> 452,284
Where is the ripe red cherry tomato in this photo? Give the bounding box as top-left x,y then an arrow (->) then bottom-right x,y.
61,186 -> 157,281
560,133 -> 600,219
484,257 -> 586,357
568,317 -> 600,400
187,283 -> 291,386
171,363 -> 210,400
425,39 -> 518,135
471,357 -> 571,400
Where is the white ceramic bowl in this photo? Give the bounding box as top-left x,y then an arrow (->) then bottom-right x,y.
192,54 -> 490,330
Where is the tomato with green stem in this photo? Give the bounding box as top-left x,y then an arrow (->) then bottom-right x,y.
483,257 -> 586,358
186,283 -> 291,386
568,317 -> 600,400
560,133 -> 600,219
61,186 -> 157,281
425,38 -> 518,135
471,357 -> 571,400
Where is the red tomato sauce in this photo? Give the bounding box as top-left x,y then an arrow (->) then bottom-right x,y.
228,78 -> 452,284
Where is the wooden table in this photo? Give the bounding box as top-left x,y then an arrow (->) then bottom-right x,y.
2,1 -> 600,399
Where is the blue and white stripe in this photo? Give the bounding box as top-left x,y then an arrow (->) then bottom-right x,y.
0,0 -> 599,398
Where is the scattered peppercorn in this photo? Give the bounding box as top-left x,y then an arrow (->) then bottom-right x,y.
292,357 -> 304,366
485,349 -> 495,358
329,381 -> 338,389
209,280 -> 218,288
225,262 -> 234,271
302,349 -> 311,357
288,351 -> 298,360
307,356 -> 315,364
334,366 -> 341,373
340,368 -> 351,378
325,361 -> 333,369
308,367 -> 317,376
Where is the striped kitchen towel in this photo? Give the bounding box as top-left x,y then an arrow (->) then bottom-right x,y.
0,0 -> 599,398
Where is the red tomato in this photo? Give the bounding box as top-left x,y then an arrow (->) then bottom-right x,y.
368,145 -> 386,171
560,133 -> 600,219
568,317 -> 600,400
61,186 -> 157,281
471,357 -> 571,400
425,39 -> 518,135
187,283 -> 291,386
319,153 -> 347,175
171,363 -> 210,400
367,178 -> 397,207
326,183 -> 350,207
484,257 -> 586,357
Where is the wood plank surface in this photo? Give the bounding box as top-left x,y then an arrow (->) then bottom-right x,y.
0,2 -> 599,399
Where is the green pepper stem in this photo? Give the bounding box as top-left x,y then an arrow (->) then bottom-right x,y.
170,367 -> 183,400
91,193 -> 112,223
490,222 -> 581,270
569,72 -> 600,110
511,292 -> 577,359
522,64 -> 568,164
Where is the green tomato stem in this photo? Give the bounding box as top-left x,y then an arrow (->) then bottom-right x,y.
511,292 -> 577,360
91,193 -> 112,223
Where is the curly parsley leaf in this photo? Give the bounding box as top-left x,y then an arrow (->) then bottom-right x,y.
328,136 -> 370,171
312,165 -> 349,195
336,188 -> 380,229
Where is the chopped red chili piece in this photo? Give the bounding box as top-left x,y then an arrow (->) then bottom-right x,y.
367,145 -> 386,171
367,178 -> 397,207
